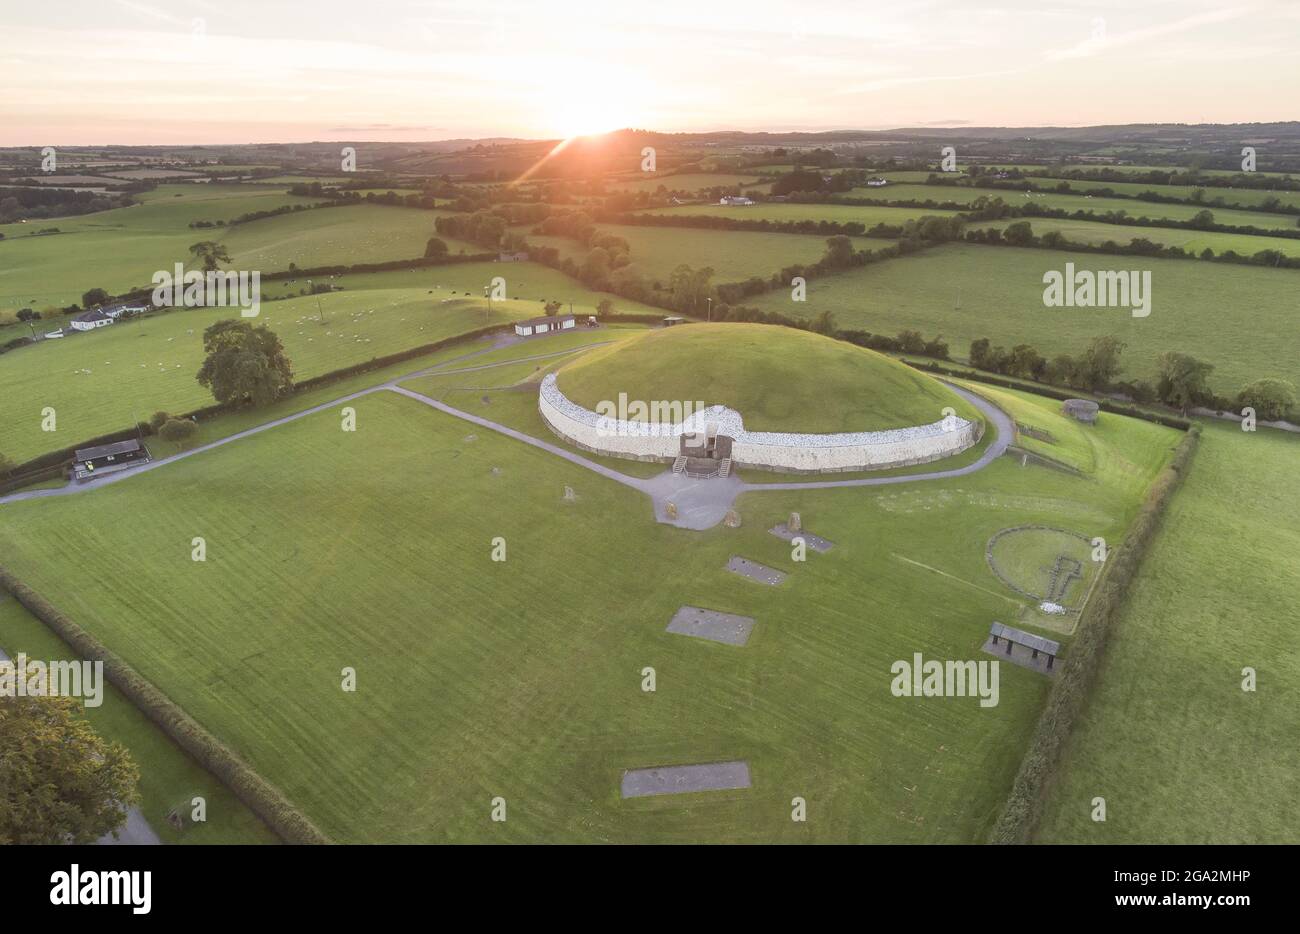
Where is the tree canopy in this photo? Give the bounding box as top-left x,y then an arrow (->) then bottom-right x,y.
196,319 -> 294,407
0,695 -> 139,844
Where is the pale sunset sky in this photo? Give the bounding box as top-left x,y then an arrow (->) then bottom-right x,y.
2,0 -> 1298,145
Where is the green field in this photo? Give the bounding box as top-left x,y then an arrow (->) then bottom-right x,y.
0,185 -> 322,314
744,243 -> 1300,391
526,224 -> 875,283
0,291 -> 530,463
257,261 -> 668,314
218,204 -> 479,270
556,323 -> 980,432
605,173 -> 765,193
850,183 -> 1300,229
1022,176 -> 1300,211
636,202 -> 958,227
979,217 -> 1300,259
0,598 -> 276,844
1040,421 -> 1300,842
0,380 -> 1175,842
0,185 -> 483,318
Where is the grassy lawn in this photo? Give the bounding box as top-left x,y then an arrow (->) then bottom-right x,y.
0,291 -> 532,463
0,382 -> 1175,842
555,323 -> 981,433
0,597 -> 276,844
743,242 -> 1300,391
1039,421 -> 1300,843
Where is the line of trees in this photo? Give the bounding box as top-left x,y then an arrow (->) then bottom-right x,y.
967,334 -> 1296,420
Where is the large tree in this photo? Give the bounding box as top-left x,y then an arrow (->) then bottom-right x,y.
1156,351 -> 1215,413
0,695 -> 139,844
81,287 -> 110,308
196,319 -> 294,407
1078,335 -> 1126,391
1237,378 -> 1296,422
189,240 -> 232,272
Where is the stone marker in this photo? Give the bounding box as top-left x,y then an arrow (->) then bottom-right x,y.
563,485 -> 577,502
665,501 -> 678,520
723,509 -> 742,528
769,524 -> 834,552
726,556 -> 787,585
666,606 -> 756,646
620,761 -> 752,799
490,466 -> 502,475
788,511 -> 801,532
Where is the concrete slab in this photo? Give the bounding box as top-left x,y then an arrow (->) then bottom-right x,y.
621,761 -> 752,799
726,556 -> 787,585
768,523 -> 834,552
642,472 -> 745,531
666,606 -> 755,646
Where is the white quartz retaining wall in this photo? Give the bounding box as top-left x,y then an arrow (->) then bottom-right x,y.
538,373 -> 980,473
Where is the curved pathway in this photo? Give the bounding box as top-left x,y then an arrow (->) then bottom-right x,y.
0,344 -> 606,507
1,349 -> 1014,530
389,379 -> 1015,530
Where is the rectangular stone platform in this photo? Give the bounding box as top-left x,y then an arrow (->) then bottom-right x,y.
726,556 -> 787,585
620,761 -> 752,799
768,524 -> 835,552
666,606 -> 755,646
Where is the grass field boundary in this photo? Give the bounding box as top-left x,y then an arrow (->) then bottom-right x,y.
989,424 -> 1201,844
0,567 -> 331,845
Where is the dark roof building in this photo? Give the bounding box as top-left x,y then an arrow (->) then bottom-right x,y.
73,438 -> 150,482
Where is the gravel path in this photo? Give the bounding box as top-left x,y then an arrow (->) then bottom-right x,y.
0,354 -> 1012,530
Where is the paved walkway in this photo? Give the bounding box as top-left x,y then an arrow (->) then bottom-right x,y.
389,380 -> 1013,530
0,342 -> 605,507
0,351 -> 1013,530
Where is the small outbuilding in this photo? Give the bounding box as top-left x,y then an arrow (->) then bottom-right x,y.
514,314 -> 575,337
73,438 -> 151,482
1061,399 -> 1099,424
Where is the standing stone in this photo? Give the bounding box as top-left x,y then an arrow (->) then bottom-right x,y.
563,485 -> 577,502
788,511 -> 802,532
724,509 -> 742,528
665,501 -> 678,520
